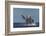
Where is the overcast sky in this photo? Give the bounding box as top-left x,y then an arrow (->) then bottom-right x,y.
13,8 -> 39,23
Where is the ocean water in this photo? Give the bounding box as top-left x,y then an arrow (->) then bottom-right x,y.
13,23 -> 39,28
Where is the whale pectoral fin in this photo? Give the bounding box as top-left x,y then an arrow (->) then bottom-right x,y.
21,15 -> 25,19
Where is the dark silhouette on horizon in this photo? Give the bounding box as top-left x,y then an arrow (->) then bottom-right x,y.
21,15 -> 34,24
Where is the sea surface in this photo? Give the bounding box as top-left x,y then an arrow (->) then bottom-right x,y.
13,23 -> 39,28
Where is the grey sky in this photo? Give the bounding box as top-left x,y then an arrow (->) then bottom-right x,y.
13,8 -> 39,23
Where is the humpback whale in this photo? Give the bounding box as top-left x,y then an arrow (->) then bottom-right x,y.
21,15 -> 34,24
